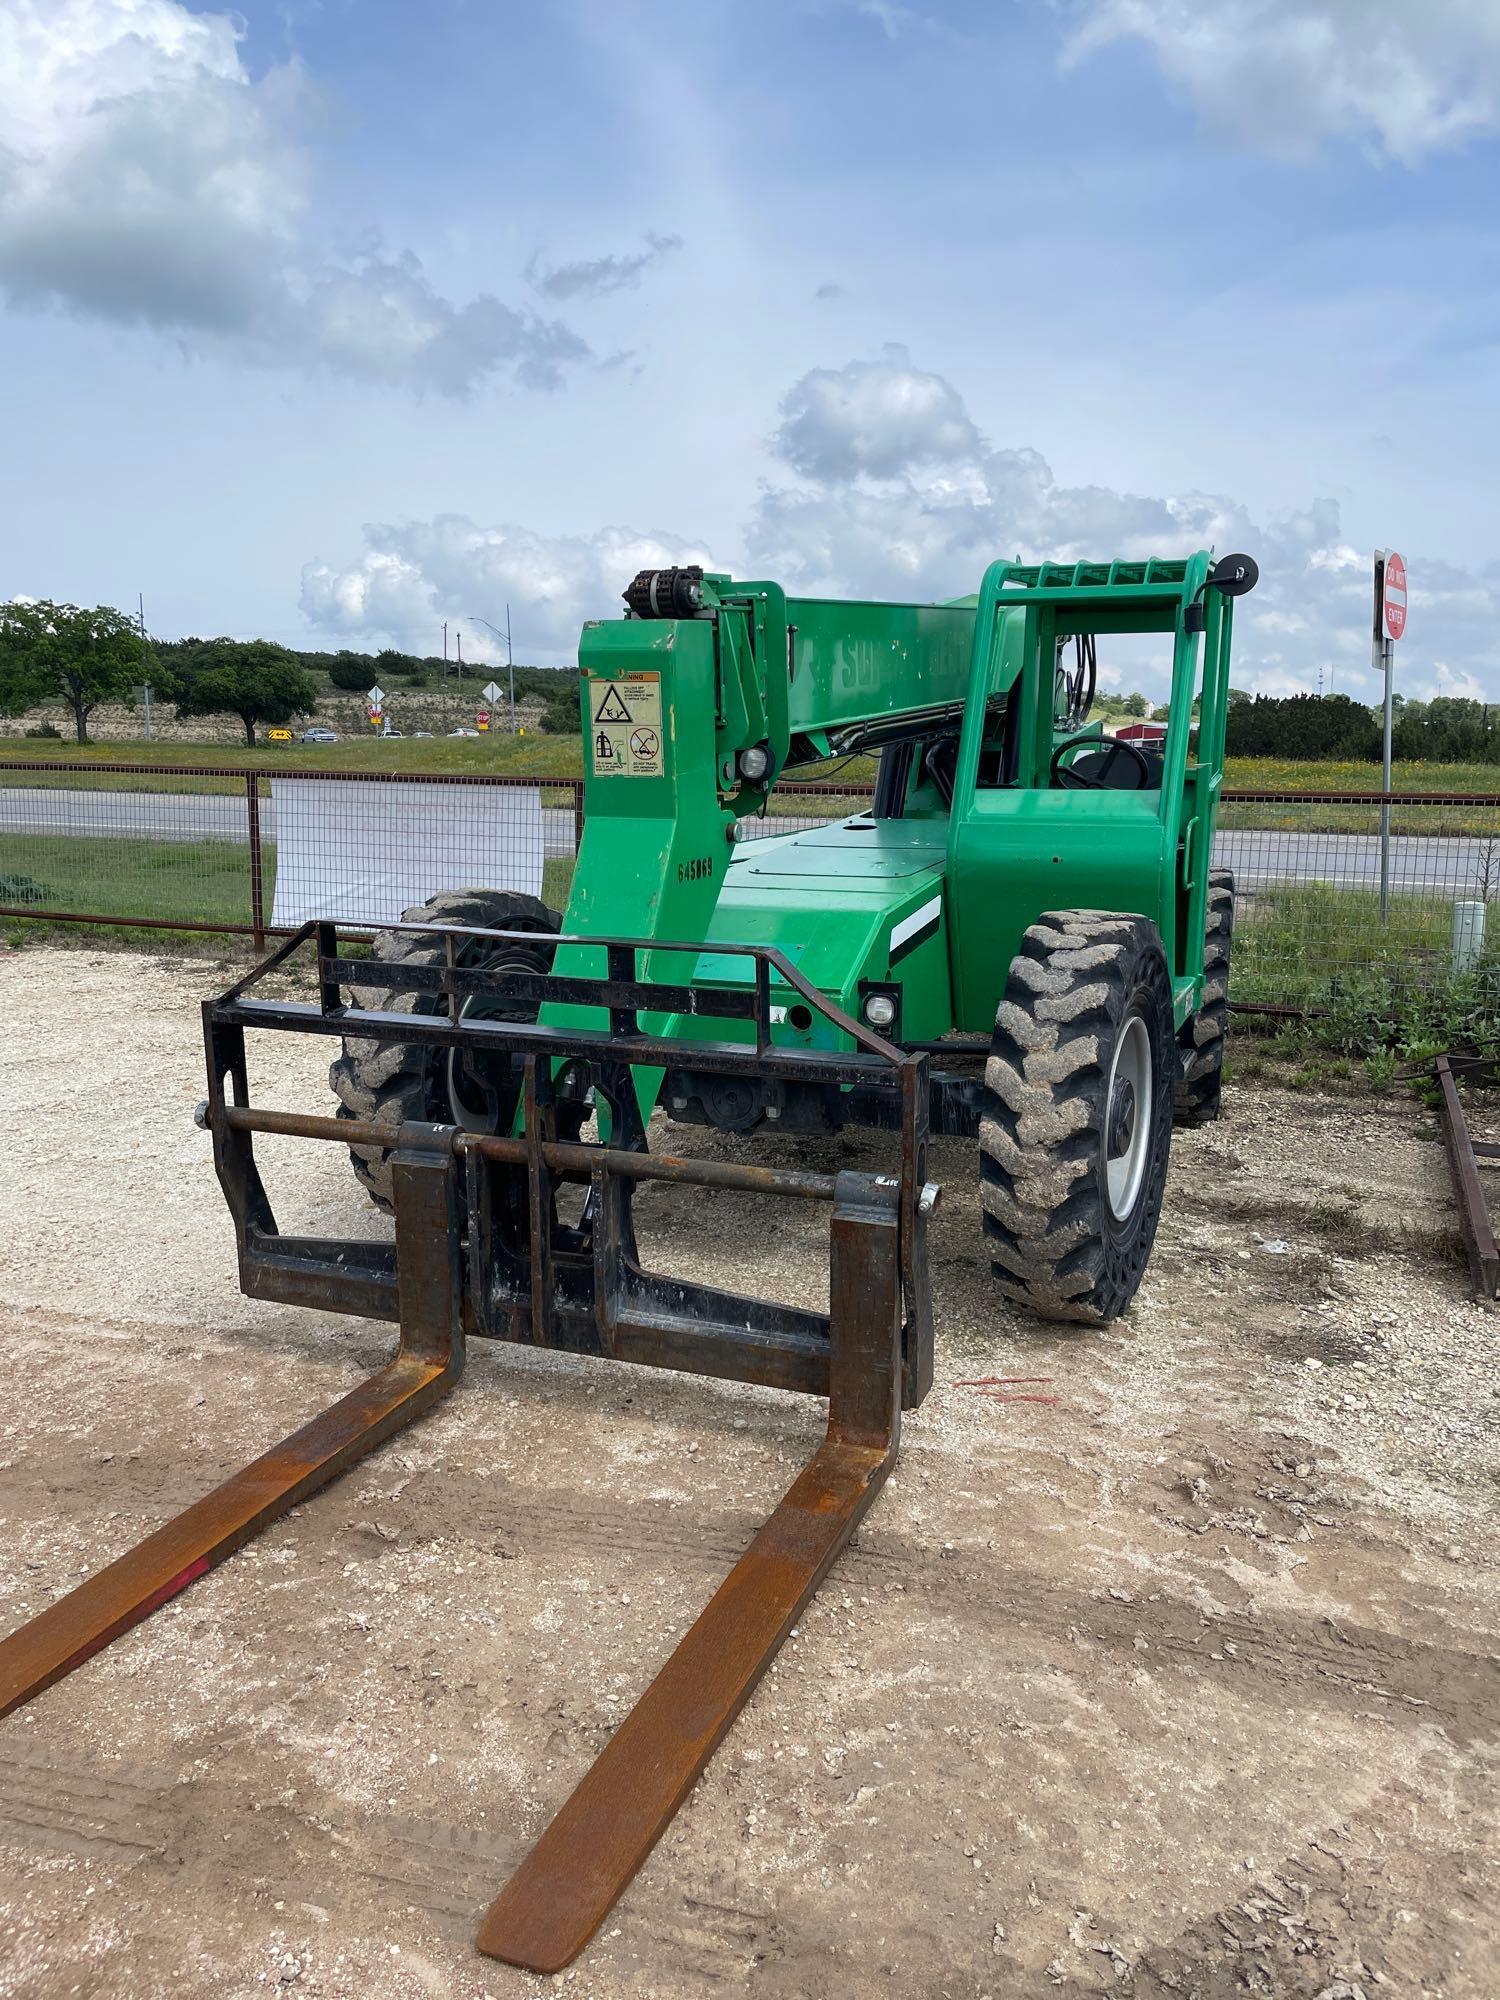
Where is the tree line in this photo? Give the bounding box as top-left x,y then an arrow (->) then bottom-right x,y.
1222,692 -> 1500,763
4,600 -> 1489,762
0,601 -> 584,744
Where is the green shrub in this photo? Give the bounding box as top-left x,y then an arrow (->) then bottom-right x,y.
0,872 -> 50,905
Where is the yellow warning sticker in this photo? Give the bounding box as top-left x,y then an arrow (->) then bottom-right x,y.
589,671 -> 664,777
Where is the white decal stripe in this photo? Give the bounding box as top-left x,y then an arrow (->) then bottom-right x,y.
891,894 -> 943,952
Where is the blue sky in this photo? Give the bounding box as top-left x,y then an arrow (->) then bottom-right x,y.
2,0 -> 1498,704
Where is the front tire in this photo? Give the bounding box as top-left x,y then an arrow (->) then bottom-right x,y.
978,911 -> 1175,1324
329,888 -> 563,1211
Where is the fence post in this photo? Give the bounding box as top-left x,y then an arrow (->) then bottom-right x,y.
245,773 -> 267,950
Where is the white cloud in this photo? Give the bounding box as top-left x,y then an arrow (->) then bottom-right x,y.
772,345 -> 985,481
300,515 -> 720,662
750,353 -> 1500,698
0,0 -> 586,394
851,1 -> 931,40
1061,0 -> 1500,163
1413,663 -> 1487,701
526,233 -> 682,304
300,352 -> 1500,698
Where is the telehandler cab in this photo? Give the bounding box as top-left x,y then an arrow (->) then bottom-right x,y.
0,549 -> 1256,1972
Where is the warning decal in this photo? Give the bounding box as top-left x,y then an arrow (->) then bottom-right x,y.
590,672 -> 664,777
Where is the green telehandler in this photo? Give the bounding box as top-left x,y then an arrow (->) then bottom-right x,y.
0,550 -> 1256,1972
343,549 -> 1254,1322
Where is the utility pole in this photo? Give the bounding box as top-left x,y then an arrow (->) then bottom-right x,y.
456,631 -> 464,677
138,592 -> 153,741
466,613 -> 518,730
443,621 -> 449,671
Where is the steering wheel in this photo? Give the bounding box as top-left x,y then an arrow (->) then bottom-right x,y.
1050,733 -> 1153,791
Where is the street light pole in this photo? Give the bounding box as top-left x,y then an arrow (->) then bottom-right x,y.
467,614 -> 518,732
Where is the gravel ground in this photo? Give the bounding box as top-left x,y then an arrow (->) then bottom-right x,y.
0,947 -> 1496,2000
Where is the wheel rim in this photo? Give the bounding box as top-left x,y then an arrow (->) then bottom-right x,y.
1105,1013 -> 1152,1221
446,949 -> 538,1133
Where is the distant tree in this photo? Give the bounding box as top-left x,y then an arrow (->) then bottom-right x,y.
168,639 -> 321,746
1118,692 -> 1148,717
539,675 -> 582,734
0,609 -> 48,719
1224,692 -> 1380,761
0,599 -> 146,743
374,647 -> 427,684
1391,696 -> 1498,764
325,649 -> 379,691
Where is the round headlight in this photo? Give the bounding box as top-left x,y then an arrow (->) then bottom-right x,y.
863,993 -> 897,1030
738,744 -> 770,781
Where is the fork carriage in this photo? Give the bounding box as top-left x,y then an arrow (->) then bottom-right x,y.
0,918 -> 938,1973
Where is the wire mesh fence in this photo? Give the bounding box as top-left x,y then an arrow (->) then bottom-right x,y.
1216,792 -> 1500,1008
0,764 -> 582,940
2,762 -> 1497,1009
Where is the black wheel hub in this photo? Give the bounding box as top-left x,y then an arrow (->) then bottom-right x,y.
1108,1077 -> 1136,1158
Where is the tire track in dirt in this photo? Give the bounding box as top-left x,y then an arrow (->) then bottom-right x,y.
0,1752 -> 793,1981
0,1748 -> 170,1864
389,1471 -> 1499,1741
340,1815 -> 790,1977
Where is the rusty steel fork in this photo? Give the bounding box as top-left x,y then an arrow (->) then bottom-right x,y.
476,1170 -> 904,1974
0,1133 -> 464,1722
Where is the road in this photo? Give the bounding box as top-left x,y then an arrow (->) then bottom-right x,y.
0,786 -> 1494,897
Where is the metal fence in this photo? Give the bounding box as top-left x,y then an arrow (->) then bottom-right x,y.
2,761 -> 1496,1006
1215,791 -> 1500,1007
0,763 -> 582,944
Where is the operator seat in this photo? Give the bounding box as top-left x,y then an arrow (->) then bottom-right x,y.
1066,745 -> 1164,790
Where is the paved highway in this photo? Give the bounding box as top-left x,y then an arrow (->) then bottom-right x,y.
0,786 -> 1493,898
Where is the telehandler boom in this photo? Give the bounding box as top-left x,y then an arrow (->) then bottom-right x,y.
0,548 -> 1256,1972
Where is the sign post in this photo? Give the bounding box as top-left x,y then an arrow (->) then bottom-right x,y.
482,681 -> 503,735
1373,554 -> 1406,919
367,684 -> 386,736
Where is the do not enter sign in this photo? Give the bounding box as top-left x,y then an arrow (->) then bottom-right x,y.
1383,551 -> 1407,641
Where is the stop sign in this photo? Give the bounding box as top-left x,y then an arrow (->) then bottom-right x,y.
1383,551 -> 1407,641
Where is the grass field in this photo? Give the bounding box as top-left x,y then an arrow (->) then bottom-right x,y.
0,830 -> 574,938
4,736 -> 1499,795
0,733 -> 590,793
1221,757 -> 1500,793
0,832 -> 262,928
1219,759 -> 1500,835
1231,881 -> 1479,1008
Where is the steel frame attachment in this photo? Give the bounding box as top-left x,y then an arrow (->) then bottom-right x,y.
0,921 -> 938,1972
1435,1054 -> 1500,1301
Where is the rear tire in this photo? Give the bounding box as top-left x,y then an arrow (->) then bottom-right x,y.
978,911 -> 1174,1324
1174,868 -> 1235,1127
329,888 -> 562,1211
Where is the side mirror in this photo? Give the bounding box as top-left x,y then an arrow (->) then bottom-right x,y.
1209,553 -> 1259,597
1185,552 -> 1259,631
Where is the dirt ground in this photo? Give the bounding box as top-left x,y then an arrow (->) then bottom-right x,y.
0,947 -> 1496,2000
